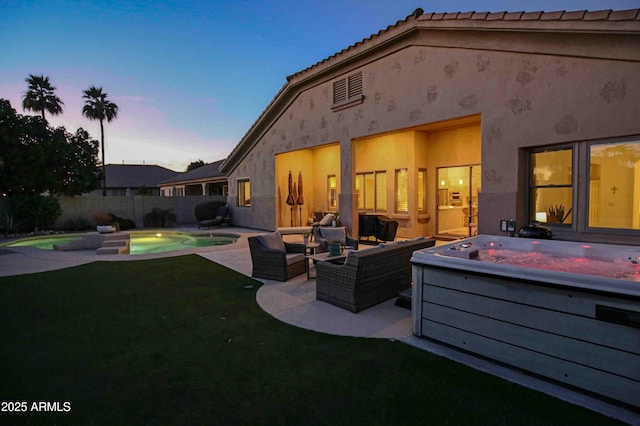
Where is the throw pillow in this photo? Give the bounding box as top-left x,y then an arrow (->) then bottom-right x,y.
257,232 -> 285,251
320,227 -> 346,243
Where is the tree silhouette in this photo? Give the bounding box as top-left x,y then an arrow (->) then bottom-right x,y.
22,74 -> 64,121
82,86 -> 118,196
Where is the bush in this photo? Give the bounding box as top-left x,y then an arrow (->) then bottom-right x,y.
11,194 -> 62,231
109,213 -> 135,230
143,208 -> 177,228
194,200 -> 226,222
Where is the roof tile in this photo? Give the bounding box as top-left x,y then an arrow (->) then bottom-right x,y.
470,12 -> 489,20
457,11 -> 474,19
443,12 -> 460,20
487,11 -> 506,20
521,11 -> 542,20
504,12 -> 524,20
584,9 -> 612,20
541,11 -> 565,20
431,12 -> 446,20
609,9 -> 640,20
561,10 -> 587,20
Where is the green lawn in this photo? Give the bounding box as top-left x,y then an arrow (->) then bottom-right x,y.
0,255 -> 623,425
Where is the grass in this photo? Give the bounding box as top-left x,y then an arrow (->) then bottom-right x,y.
0,255 -> 624,425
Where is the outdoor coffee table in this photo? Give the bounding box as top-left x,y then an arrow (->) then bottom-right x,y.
305,250 -> 348,279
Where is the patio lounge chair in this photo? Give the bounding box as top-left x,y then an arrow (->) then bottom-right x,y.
248,232 -> 306,281
312,226 -> 359,253
198,205 -> 231,229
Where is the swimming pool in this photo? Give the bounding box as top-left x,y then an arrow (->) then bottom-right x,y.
5,231 -> 238,255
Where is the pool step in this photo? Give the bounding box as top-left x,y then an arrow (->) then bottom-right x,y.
53,232 -> 131,254
96,238 -> 130,255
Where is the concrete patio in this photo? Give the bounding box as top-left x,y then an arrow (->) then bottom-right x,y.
0,227 -> 637,425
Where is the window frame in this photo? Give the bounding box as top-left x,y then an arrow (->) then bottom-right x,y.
237,178 -> 251,207
528,146 -> 575,226
356,170 -> 387,213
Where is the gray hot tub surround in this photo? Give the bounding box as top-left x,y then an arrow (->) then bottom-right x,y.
411,235 -> 640,409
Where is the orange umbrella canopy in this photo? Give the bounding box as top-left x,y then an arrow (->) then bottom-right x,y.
297,171 -> 304,205
286,170 -> 296,206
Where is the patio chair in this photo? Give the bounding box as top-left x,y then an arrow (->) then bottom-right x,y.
198,205 -> 231,229
312,226 -> 359,253
248,232 -> 306,281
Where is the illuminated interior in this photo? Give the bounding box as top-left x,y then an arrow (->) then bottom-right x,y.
274,115 -> 481,237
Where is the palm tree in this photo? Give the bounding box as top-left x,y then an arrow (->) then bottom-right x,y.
82,86 -> 118,196
22,74 -> 64,121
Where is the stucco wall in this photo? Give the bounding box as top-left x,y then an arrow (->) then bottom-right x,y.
226,31 -> 640,241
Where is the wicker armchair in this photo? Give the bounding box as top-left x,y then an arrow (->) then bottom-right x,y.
316,237 -> 436,312
312,226 -> 359,253
248,232 -> 306,281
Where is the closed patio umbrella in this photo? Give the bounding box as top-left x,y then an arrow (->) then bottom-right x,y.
286,170 -> 296,226
297,171 -> 304,226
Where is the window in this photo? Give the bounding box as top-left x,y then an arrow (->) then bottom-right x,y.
328,175 -> 337,209
395,169 -> 408,213
356,171 -> 386,212
418,168 -> 426,213
589,139 -> 640,229
237,179 -> 250,207
332,71 -> 363,109
529,148 -> 573,224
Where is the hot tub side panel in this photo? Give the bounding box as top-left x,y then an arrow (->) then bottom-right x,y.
412,265 -> 640,409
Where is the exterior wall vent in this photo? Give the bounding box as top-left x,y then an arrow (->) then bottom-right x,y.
332,71 -> 364,111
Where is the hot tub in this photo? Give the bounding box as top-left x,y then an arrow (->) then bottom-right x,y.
411,235 -> 640,409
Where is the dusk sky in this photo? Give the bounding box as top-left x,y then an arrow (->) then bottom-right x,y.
2,0 -> 638,172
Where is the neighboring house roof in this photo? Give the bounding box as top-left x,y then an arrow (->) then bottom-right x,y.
219,7 -> 640,174
158,159 -> 227,186
104,164 -> 178,188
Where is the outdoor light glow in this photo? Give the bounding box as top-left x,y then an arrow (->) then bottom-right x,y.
156,233 -> 162,237
458,179 -> 464,185
581,245 -> 592,249
440,180 -> 446,186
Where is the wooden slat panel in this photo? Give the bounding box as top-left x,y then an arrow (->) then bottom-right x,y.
422,268 -> 640,317
423,302 -> 640,381
421,319 -> 640,408
423,285 -> 640,354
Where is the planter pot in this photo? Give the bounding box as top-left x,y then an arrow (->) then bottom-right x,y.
97,225 -> 116,234
303,237 -> 309,245
328,242 -> 342,257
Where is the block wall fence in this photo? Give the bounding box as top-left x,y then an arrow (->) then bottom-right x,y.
55,195 -> 227,228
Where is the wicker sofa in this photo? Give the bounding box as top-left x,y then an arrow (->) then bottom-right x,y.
248,232 -> 306,281
316,237 -> 436,312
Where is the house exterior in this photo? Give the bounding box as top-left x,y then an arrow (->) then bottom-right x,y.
84,164 -> 178,197
157,159 -> 228,196
220,8 -> 640,246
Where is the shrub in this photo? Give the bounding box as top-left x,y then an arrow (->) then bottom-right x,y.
109,213 -> 135,230
143,208 -> 177,228
194,200 -> 226,222
11,194 -> 62,231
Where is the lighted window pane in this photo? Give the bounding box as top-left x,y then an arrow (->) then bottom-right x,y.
375,172 -> 387,211
237,179 -> 250,207
418,169 -> 426,213
355,174 -> 364,209
328,175 -> 337,208
589,140 -> 640,229
396,169 -> 408,213
364,173 -> 375,210
529,148 -> 572,225
531,150 -> 572,185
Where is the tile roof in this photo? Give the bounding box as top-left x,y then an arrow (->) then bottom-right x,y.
287,8 -> 640,81
104,164 -> 178,188
158,159 -> 226,185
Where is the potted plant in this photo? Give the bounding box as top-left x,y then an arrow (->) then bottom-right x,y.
92,212 -> 117,233
303,232 -> 311,245
332,211 -> 340,227
547,205 -> 572,224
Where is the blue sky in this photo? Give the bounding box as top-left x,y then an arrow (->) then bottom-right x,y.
1,0 -> 638,171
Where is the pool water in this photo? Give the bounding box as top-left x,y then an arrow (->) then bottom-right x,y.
6,232 -> 236,255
